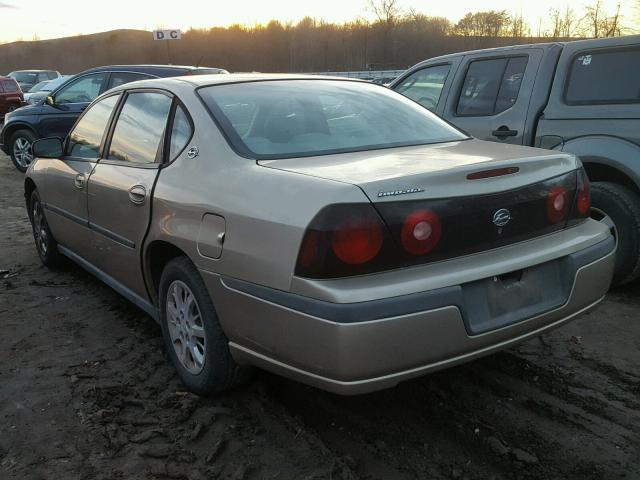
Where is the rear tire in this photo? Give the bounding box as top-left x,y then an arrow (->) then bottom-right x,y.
10,129 -> 37,173
29,190 -> 64,268
590,182 -> 640,286
159,256 -> 251,395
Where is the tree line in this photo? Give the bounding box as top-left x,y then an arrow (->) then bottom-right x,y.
0,0 -> 632,74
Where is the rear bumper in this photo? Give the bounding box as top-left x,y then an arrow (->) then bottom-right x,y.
203,233 -> 615,395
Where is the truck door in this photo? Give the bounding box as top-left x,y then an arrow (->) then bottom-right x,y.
442,48 -> 543,145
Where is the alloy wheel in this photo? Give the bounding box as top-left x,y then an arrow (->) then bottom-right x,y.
166,280 -> 207,374
13,137 -> 34,169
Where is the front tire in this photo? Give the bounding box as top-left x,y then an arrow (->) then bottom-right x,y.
10,129 -> 37,173
590,182 -> 640,286
29,190 -> 64,268
159,257 -> 249,395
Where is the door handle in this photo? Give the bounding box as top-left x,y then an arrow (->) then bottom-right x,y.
492,126 -> 518,138
74,173 -> 85,190
128,185 -> 147,205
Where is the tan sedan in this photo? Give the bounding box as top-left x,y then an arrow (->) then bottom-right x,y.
25,75 -> 615,395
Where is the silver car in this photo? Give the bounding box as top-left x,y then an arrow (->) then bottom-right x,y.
25,75 -> 615,395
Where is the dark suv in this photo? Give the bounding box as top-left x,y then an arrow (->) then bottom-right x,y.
0,77 -> 24,120
1,64 -> 228,172
390,35 -> 640,286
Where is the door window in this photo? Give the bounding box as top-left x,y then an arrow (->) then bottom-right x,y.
456,56 -> 527,116
66,94 -> 120,159
169,105 -> 193,159
108,72 -> 152,89
55,73 -> 107,105
108,92 -> 172,164
394,64 -> 451,111
565,47 -> 640,104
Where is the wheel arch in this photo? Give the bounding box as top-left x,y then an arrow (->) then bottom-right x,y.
144,240 -> 191,305
2,122 -> 38,147
24,177 -> 37,215
560,135 -> 640,195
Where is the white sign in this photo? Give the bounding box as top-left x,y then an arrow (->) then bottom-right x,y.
153,29 -> 182,41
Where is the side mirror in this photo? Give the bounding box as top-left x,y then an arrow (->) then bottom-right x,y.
32,137 -> 63,159
45,95 -> 56,107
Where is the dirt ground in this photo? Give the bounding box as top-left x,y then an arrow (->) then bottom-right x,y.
0,152 -> 639,480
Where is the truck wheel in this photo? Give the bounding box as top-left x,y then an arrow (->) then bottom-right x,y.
159,256 -> 251,395
590,182 -> 640,286
10,129 -> 37,173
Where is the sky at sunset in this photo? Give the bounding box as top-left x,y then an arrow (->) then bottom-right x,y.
0,0 -> 637,43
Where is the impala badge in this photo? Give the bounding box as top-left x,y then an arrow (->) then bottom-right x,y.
493,208 -> 511,227
377,187 -> 424,198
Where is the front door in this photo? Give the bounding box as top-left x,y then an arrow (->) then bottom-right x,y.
38,93 -> 120,254
39,72 -> 109,139
442,49 -> 542,145
86,90 -> 173,299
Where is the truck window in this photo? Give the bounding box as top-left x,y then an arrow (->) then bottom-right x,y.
565,47 -> 640,105
394,64 -> 451,111
456,56 -> 527,116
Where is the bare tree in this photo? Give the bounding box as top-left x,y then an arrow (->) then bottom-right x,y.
583,0 -> 623,38
508,13 -> 529,38
368,0 -> 401,25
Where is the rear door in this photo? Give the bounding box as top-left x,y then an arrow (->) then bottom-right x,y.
86,90 -> 174,299
442,48 -> 543,145
0,82 -> 6,115
37,93 -> 121,254
39,72 -> 109,139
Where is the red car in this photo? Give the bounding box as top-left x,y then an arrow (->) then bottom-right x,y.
0,77 -> 24,120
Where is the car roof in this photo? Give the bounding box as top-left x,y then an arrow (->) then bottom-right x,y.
77,64 -> 227,76
114,73 -> 365,90
9,69 -> 58,73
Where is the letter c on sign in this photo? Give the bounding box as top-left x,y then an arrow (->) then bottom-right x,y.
156,31 -> 165,40
170,30 -> 178,39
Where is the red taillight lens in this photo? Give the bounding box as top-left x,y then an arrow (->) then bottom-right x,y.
547,186 -> 570,224
401,210 -> 441,255
332,217 -> 383,264
576,169 -> 591,217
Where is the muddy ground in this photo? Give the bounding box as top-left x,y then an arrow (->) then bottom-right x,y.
0,152 -> 639,480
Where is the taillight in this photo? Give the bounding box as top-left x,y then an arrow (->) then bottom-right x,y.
547,186 -> 570,224
576,169 -> 591,217
401,210 -> 441,255
295,204 -> 392,278
332,216 -> 383,264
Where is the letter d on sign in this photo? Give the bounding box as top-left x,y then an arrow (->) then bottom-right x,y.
155,31 -> 165,40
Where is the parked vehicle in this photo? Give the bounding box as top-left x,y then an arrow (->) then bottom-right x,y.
1,64 -> 229,172
25,75 -> 614,395
0,76 -> 24,120
24,75 -> 73,105
391,35 -> 640,286
7,70 -> 60,92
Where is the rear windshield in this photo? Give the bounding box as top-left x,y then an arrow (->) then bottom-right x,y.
10,72 -> 37,83
198,80 -> 467,160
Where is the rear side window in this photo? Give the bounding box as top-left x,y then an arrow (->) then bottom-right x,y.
108,72 -> 152,89
108,92 -> 172,164
169,105 -> 193,159
67,94 -> 120,159
457,56 -> 527,116
2,80 -> 19,92
394,64 -> 451,111
566,47 -> 640,104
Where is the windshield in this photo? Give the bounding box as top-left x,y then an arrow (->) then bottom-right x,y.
9,72 -> 37,83
198,80 -> 467,160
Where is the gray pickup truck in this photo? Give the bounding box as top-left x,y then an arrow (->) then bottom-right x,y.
390,35 -> 640,286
